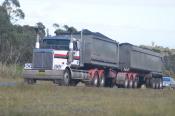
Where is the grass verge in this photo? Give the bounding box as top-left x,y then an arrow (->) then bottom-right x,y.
0,83 -> 175,116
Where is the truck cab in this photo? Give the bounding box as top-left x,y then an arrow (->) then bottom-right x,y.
23,35 -> 80,85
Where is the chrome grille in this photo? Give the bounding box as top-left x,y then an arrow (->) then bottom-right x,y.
32,51 -> 53,69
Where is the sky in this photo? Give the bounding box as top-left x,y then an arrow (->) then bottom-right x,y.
1,0 -> 175,48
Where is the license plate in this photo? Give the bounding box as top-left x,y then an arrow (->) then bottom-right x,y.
37,70 -> 45,76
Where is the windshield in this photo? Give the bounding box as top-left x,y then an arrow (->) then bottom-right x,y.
41,39 -> 70,50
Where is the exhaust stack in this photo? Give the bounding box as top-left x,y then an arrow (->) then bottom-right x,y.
35,33 -> 40,49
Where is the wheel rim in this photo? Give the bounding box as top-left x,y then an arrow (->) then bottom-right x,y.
100,75 -> 105,87
159,82 -> 163,89
93,72 -> 99,87
129,80 -> 133,88
124,80 -> 128,88
134,81 -> 138,88
152,82 -> 156,89
93,77 -> 98,86
64,72 -> 70,86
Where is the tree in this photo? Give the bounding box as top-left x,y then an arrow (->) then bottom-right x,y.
54,24 -> 78,35
53,23 -> 59,29
36,22 -> 45,39
2,0 -> 25,23
67,26 -> 77,34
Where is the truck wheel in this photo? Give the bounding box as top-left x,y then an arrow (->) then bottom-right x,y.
146,78 -> 150,87
133,80 -> 138,88
159,78 -> 163,89
99,74 -> 105,87
129,80 -> 133,88
151,78 -> 156,89
63,70 -> 71,86
155,78 -> 159,89
124,79 -> 128,88
92,72 -> 99,87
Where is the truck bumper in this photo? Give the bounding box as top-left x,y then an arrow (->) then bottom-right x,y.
23,69 -> 64,80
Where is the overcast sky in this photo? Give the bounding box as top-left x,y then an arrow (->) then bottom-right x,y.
1,0 -> 175,48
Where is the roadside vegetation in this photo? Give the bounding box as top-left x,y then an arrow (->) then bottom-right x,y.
0,1 -> 175,116
0,63 -> 22,82
0,84 -> 175,116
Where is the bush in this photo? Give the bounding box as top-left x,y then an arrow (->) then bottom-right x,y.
0,63 -> 22,79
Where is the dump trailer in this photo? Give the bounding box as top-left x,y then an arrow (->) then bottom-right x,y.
23,30 -> 119,87
116,43 -> 163,89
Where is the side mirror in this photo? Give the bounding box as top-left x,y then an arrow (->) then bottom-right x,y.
68,41 -> 74,64
68,51 -> 74,64
77,41 -> 80,50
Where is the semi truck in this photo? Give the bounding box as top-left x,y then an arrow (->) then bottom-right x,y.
23,29 -> 163,89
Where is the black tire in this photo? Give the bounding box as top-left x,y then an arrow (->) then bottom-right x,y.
151,78 -> 156,89
159,78 -> 163,89
155,78 -> 159,89
146,78 -> 150,87
63,69 -> 71,86
133,80 -> 138,88
124,79 -> 128,88
129,80 -> 133,88
92,72 -> 99,87
99,74 -> 105,87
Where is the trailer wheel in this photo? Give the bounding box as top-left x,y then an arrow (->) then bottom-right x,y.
159,78 -> 163,89
151,78 -> 156,89
63,69 -> 71,86
92,72 -> 99,87
146,78 -> 150,87
129,80 -> 133,88
99,74 -> 105,87
133,80 -> 138,88
155,78 -> 159,89
124,79 -> 128,88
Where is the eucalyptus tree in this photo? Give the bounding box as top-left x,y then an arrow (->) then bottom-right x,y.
2,0 -> 25,23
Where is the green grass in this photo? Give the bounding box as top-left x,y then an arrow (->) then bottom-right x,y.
0,81 -> 175,116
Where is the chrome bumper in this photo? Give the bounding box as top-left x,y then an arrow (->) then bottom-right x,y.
23,69 -> 64,80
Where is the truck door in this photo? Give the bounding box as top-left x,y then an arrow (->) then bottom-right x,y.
70,40 -> 80,66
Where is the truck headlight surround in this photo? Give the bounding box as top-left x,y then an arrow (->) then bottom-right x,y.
24,63 -> 32,69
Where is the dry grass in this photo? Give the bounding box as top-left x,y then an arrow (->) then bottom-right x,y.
0,81 -> 175,116
0,63 -> 22,79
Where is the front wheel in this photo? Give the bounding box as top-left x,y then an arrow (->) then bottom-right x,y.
63,70 -> 71,86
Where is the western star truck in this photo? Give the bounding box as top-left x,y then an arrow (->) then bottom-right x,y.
23,29 -> 163,89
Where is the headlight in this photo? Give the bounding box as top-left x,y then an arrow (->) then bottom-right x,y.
24,63 -> 32,69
